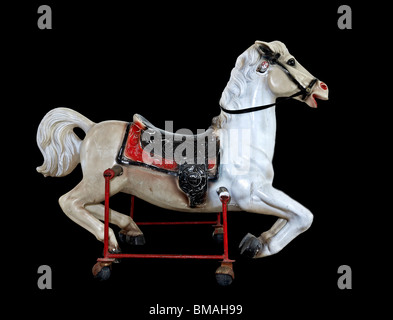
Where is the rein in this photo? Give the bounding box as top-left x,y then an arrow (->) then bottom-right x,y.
220,53 -> 317,115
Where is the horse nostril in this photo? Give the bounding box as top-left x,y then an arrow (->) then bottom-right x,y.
320,82 -> 328,90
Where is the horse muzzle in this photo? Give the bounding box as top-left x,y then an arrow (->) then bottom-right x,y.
304,80 -> 329,108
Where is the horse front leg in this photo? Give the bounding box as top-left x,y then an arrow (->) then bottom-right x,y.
237,185 -> 313,258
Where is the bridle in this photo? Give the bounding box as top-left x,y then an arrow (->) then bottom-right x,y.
220,51 -> 318,115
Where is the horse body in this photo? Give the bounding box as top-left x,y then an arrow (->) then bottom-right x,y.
37,40 -> 329,258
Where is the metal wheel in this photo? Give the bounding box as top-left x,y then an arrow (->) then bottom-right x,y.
215,273 -> 233,286
92,262 -> 112,281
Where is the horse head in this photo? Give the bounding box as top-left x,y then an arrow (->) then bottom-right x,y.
255,40 -> 329,108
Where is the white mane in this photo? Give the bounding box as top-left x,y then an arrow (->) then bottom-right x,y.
219,44 -> 262,112
213,41 -> 289,129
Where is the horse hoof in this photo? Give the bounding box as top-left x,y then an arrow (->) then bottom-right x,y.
239,233 -> 262,258
118,232 -> 126,243
119,231 -> 146,246
128,234 -> 146,245
109,247 -> 122,263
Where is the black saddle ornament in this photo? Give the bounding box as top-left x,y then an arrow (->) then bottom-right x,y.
178,163 -> 208,208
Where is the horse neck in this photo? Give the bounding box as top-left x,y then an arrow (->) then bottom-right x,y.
219,80 -> 277,163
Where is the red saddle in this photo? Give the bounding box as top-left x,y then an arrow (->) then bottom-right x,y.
116,114 -> 220,178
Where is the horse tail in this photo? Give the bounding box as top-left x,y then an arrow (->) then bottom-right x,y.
36,107 -> 95,177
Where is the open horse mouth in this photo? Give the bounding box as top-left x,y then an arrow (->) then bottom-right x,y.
306,93 -> 325,108
304,81 -> 329,108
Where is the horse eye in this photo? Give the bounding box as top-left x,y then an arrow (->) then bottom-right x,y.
287,58 -> 296,66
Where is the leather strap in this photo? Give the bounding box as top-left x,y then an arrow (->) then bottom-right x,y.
220,91 -> 304,114
220,53 -> 317,115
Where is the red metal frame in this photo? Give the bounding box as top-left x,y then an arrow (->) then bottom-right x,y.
97,167 -> 234,269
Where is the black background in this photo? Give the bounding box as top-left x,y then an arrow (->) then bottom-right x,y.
4,1 -> 386,318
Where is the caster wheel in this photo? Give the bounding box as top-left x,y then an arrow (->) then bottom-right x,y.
216,273 -> 233,286
212,227 -> 224,244
95,266 -> 111,281
212,233 -> 223,244
215,262 -> 234,286
92,262 -> 112,281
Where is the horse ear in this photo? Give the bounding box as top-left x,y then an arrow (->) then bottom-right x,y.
255,41 -> 275,56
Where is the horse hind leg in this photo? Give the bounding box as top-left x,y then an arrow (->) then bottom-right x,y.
86,204 -> 146,245
58,181 -> 120,252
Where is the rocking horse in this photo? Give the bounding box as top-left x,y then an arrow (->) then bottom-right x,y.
36,40 -> 329,285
